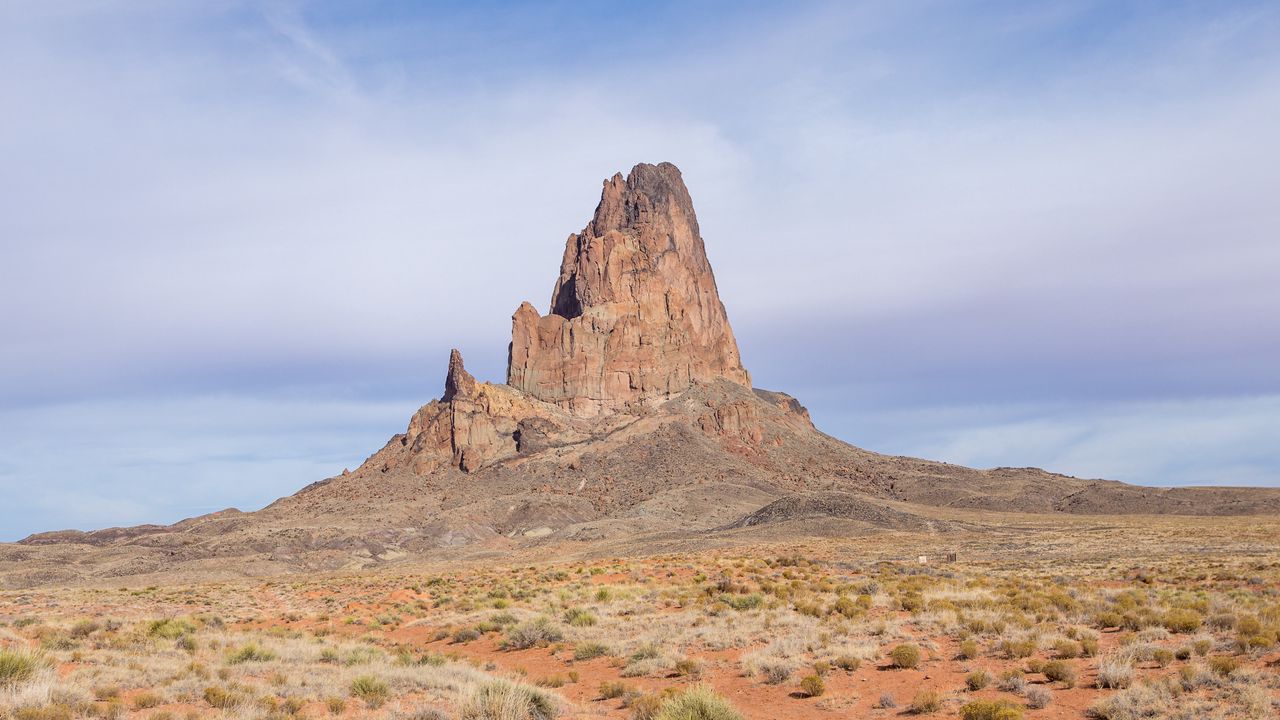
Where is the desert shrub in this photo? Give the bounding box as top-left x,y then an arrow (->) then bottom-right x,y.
996,669 -> 1025,693
1041,660 -> 1076,687
889,644 -> 922,669
69,620 -> 100,638
599,681 -> 630,700
453,627 -> 481,643
132,692 -> 163,709
326,697 -> 346,715
503,618 -> 564,650
754,659 -> 795,685
959,699 -> 1023,720
0,648 -> 42,686
1207,655 -> 1239,677
1025,686 -> 1052,709
909,688 -> 942,714
1079,635 -> 1099,657
535,675 -> 568,688
227,643 -> 275,664
833,654 -> 860,671
1207,612 -> 1237,630
11,707 -> 73,720
1176,665 -> 1204,691
1095,656 -> 1133,689
900,592 -> 925,613
1095,611 -> 1123,629
654,685 -> 742,720
203,686 -> 243,709
724,593 -> 764,611
1237,633 -> 1272,652
563,608 -> 597,627
673,658 -> 703,678
627,693 -> 663,720
1191,638 -> 1212,656
1235,615 -> 1262,636
999,636 -> 1037,659
799,674 -> 824,697
832,596 -> 859,617
630,643 -> 660,661
350,675 -> 390,708
879,692 -> 897,708
147,618 -> 196,640
460,679 -> 559,720
1151,648 -> 1173,667
965,669 -> 991,691
812,660 -> 831,676
1162,609 -> 1202,634
573,642 -> 609,661
1053,639 -> 1081,658
958,638 -> 979,659
1089,683 -> 1174,720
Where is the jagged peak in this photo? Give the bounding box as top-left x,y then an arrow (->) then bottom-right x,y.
507,161 -> 750,417
442,348 -> 476,402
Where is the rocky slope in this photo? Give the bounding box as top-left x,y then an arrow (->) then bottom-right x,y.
4,161 -> 1278,588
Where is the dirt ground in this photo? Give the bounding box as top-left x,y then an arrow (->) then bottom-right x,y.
1,513 -> 1278,719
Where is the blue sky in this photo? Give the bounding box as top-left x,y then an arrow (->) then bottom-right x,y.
1,1 -> 1278,540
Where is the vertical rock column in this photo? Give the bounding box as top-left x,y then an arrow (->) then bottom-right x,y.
507,162 -> 751,417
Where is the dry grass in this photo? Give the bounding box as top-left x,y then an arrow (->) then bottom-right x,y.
1,515 -> 1278,719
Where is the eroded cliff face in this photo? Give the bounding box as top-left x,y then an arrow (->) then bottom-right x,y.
506,162 -> 750,417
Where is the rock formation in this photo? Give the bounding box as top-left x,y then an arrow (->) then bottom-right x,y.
388,350 -> 590,475
507,162 -> 751,417
373,162 -> 769,476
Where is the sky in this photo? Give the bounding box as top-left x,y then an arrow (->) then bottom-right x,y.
1,1 -> 1278,540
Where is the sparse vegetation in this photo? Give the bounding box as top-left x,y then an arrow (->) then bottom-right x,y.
889,643 -> 921,669
0,649 -> 42,686
502,618 -> 564,650
966,669 -> 991,691
226,642 -> 276,664
459,679 -> 558,720
350,675 -> 391,708
0,519 -> 1276,720
799,673 -> 824,697
959,699 -> 1024,720
654,685 -> 742,720
1041,659 -> 1077,687
1025,686 -> 1052,709
909,688 -> 942,714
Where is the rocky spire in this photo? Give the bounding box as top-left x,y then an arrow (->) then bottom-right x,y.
507,162 -> 751,417
442,349 -> 476,402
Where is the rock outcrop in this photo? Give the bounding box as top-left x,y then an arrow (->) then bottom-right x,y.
374,162 -> 765,476
382,350 -> 591,475
507,162 -> 751,417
